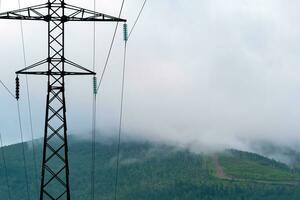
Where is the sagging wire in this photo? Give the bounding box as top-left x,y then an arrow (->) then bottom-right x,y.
96,0 -> 126,92
113,1 -> 148,197
96,0 -> 148,92
0,2 -> 13,102
91,0 -> 97,199
17,0 -> 39,196
128,0 -> 147,40
91,0 -> 126,199
114,23 -> 128,200
0,80 -> 15,99
15,76 -> 30,200
0,133 -> 12,200
92,0 -> 148,199
91,76 -> 97,200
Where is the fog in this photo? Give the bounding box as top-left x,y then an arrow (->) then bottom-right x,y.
1,0 -> 300,153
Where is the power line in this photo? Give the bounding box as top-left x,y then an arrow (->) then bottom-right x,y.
92,0 -> 96,72
112,0 -> 149,194
93,0 -> 126,199
0,80 -> 15,99
96,0 -> 126,92
16,101 -> 31,200
0,2 -> 15,101
96,0 -> 147,92
128,0 -> 148,40
112,1 -> 149,195
95,0 -> 148,196
114,27 -> 128,200
91,0 -> 97,199
17,0 -> 39,195
0,133 -> 12,200
91,93 -> 97,200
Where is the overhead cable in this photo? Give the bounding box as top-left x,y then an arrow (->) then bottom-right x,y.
0,133 -> 12,200
96,0 -> 126,92
91,0 -> 97,199
114,23 -> 128,200
17,0 -> 39,194
0,80 -> 15,99
128,0 -> 148,40
16,101 -> 31,200
96,0 -> 148,92
91,88 -> 97,200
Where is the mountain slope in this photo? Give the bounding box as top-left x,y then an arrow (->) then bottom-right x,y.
0,137 -> 300,200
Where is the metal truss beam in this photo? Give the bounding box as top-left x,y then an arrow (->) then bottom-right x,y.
0,2 -> 126,22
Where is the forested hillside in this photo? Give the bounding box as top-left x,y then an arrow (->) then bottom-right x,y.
0,137 -> 300,200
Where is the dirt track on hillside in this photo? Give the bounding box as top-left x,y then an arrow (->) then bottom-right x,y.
212,154 -> 231,179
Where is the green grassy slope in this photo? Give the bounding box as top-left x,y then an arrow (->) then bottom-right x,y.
0,137 -> 300,200
218,150 -> 300,182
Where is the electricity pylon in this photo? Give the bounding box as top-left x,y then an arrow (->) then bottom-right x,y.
0,1 -> 126,199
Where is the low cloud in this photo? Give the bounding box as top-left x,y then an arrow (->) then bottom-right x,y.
1,1 -> 300,153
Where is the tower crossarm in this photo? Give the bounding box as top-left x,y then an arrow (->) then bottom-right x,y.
0,3 -> 48,21
63,4 -> 126,22
16,58 -> 96,76
0,3 -> 126,22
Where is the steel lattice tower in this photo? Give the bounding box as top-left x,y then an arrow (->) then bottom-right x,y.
0,1 -> 125,199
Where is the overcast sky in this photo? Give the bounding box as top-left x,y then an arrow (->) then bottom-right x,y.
1,0 -> 300,152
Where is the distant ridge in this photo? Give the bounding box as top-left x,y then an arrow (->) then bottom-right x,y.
0,137 -> 300,200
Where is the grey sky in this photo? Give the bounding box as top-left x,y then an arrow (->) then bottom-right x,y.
1,0 -> 300,152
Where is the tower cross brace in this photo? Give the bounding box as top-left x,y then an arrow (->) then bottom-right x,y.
0,0 -> 126,199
